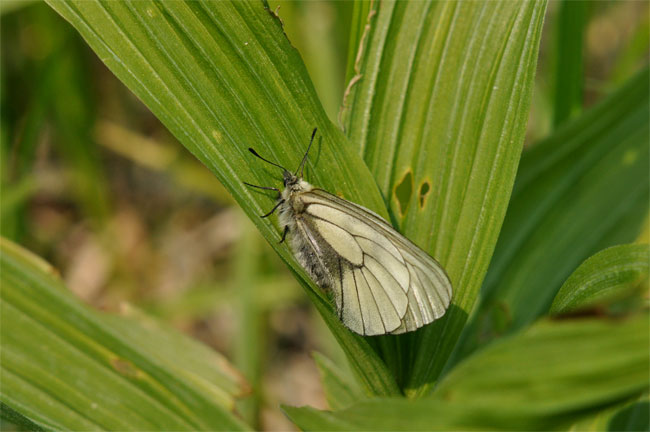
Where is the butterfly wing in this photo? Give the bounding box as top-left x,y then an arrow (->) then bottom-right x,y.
297,189 -> 452,336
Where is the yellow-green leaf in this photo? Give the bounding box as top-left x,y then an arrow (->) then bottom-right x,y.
550,243 -> 649,314
342,0 -> 548,394
285,314 -> 650,431
44,0 -> 400,397
0,238 -> 249,430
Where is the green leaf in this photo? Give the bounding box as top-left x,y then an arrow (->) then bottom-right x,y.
0,238 -> 250,431
1,402 -> 48,432
459,68 -> 650,356
568,395 -> 649,432
45,0 -> 399,396
285,314 -> 650,431
0,0 -> 38,15
341,0 -> 547,394
550,244 -> 649,314
46,16 -> 111,224
606,398 -> 650,432
313,352 -> 364,410
609,12 -> 650,86
551,0 -> 588,127
343,1 -> 373,87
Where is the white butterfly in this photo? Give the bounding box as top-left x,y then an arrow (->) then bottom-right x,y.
245,129 -> 452,336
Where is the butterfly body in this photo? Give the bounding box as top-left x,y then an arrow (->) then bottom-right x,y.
246,129 -> 452,336
276,175 -> 330,288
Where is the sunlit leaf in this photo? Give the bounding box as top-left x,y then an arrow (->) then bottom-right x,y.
455,68 -> 650,362
285,314 -> 650,431
341,0 -> 547,394
45,0 -> 399,396
551,0 -> 588,127
313,352 -> 364,410
550,243 -> 649,314
569,395 -> 649,432
0,238 -> 249,431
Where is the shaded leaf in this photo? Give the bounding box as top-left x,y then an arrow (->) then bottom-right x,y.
551,0 -> 588,127
286,314 -> 650,431
568,395 -> 649,432
313,352 -> 364,411
0,238 -> 250,430
607,399 -> 650,432
0,402 -> 47,432
45,0 -> 399,396
460,68 -> 650,354
341,0 -> 547,394
550,243 -> 649,314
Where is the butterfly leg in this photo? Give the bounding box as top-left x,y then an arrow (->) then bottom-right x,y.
279,225 -> 289,244
261,199 -> 284,218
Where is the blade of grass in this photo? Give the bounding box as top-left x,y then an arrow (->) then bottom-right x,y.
313,352 -> 364,411
0,5 -> 52,241
343,0 -> 373,88
94,120 -> 232,204
551,0 -> 589,127
46,15 -> 111,225
0,403 -> 47,432
45,0 -> 399,396
609,10 -> 649,86
341,0 -> 547,394
550,243 -> 649,314
0,0 -> 38,15
0,238 -> 250,431
233,218 -> 263,428
285,313 -> 650,431
569,395 -> 649,431
455,68 -> 650,363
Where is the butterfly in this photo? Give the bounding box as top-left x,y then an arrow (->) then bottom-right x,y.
245,128 -> 452,336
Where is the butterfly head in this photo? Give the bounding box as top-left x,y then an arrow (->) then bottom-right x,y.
247,128 -> 317,191
283,170 -> 300,186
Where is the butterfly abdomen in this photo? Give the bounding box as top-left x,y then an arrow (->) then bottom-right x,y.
278,192 -> 333,291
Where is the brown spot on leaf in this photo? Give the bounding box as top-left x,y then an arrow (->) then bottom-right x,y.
394,171 -> 413,216
110,357 -> 139,378
418,181 -> 430,208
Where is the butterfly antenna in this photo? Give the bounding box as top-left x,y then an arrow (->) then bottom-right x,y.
248,148 -> 288,172
297,127 -> 317,177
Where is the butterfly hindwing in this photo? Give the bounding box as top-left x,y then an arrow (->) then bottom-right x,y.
298,189 -> 452,336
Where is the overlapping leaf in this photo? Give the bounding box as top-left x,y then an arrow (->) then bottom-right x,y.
551,243 -> 649,314
0,238 -> 249,430
454,68 -> 650,364
341,0 -> 547,394
313,352 -> 365,410
285,313 -> 650,431
45,0 -> 399,396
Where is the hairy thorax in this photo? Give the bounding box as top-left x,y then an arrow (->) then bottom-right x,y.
277,180 -> 331,288
280,179 -> 312,220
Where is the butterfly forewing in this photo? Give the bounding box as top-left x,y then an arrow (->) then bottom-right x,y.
299,189 -> 452,336
245,129 -> 451,336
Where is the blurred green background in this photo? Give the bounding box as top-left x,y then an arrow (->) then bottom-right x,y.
1,1 -> 647,430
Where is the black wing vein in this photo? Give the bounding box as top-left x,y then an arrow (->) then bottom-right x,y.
351,269 -> 365,333
358,267 -> 387,334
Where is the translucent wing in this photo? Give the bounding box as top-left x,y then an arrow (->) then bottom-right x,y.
296,189 -> 452,336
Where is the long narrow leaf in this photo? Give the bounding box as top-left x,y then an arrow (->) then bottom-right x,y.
551,0 -> 588,127
341,0 -> 547,394
45,0 -> 400,396
550,243 -> 649,314
569,395 -> 650,431
285,313 -> 650,431
313,352 -> 364,410
0,238 -> 249,431
456,68 -> 650,362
